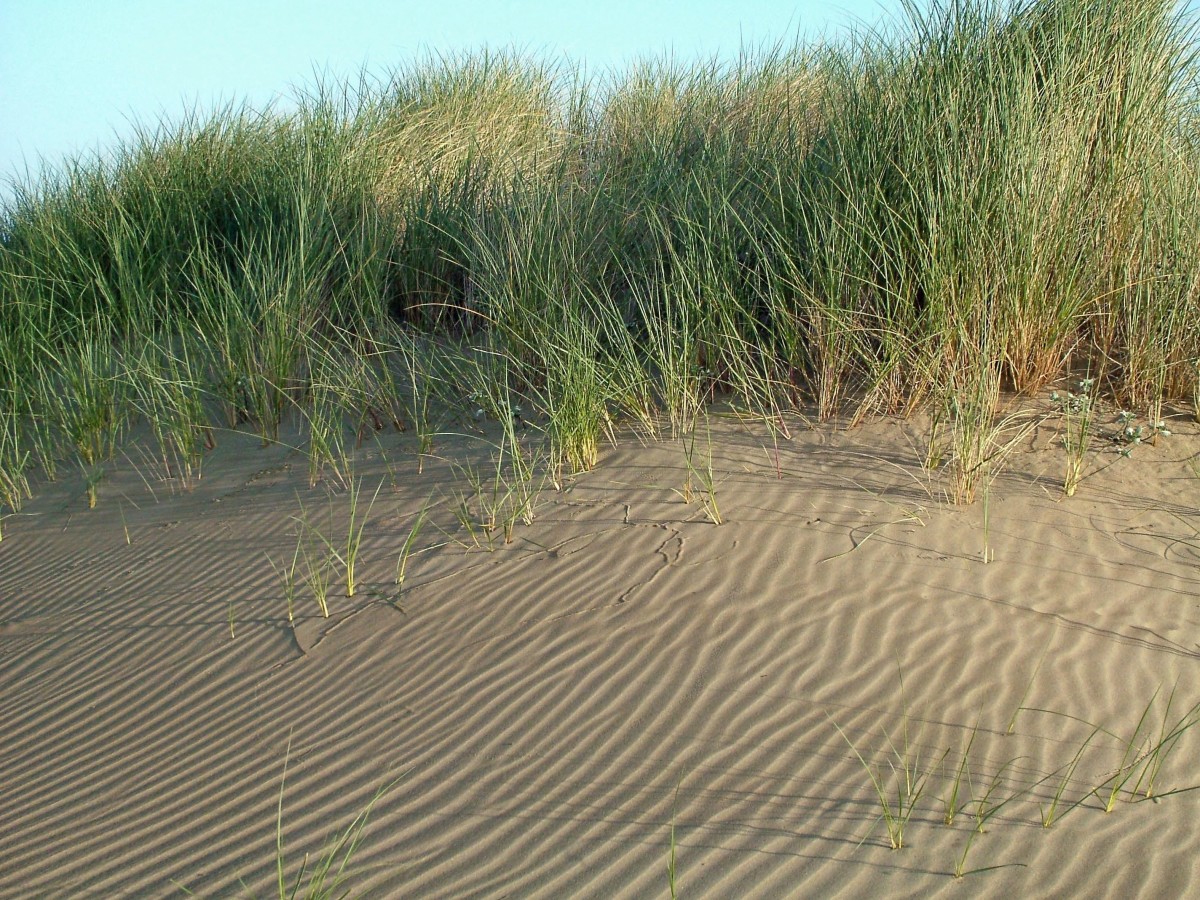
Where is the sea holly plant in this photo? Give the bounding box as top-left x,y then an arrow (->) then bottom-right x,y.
1115,410 -> 1171,457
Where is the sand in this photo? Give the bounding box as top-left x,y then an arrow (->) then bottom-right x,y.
2,407 -> 1199,898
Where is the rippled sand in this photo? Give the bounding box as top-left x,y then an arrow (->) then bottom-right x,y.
2,410 -> 1199,897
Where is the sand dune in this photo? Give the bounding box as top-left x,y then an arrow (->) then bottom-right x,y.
2,412 -> 1199,897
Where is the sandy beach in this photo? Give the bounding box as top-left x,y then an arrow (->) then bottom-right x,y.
2,406 -> 1198,898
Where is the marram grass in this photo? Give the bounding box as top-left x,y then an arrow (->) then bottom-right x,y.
2,0 -> 1198,509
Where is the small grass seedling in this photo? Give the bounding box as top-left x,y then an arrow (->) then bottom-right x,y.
0,433 -> 30,541
945,353 -> 1001,506
303,546 -> 334,618
292,495 -> 338,617
268,751 -> 382,900
1099,682 -> 1200,812
1007,634 -> 1053,735
399,337 -> 436,472
268,535 -> 305,625
177,738 -> 404,900
980,473 -> 994,563
1147,392 -> 1166,448
449,489 -> 491,551
118,502 -> 131,545
953,756 -> 1027,879
968,757 -> 1026,835
446,439 -> 547,549
923,412 -> 945,471
303,396 -> 351,490
763,412 -> 788,480
341,476 -> 383,597
416,427 -> 435,473
1040,726 -> 1101,828
0,447 -> 31,531
1099,685 -> 1166,812
447,457 -> 502,551
944,358 -> 1035,506
395,497 -> 432,588
1130,691 -> 1200,802
833,716 -> 947,850
832,671 -> 947,850
942,719 -> 979,826
128,342 -> 210,490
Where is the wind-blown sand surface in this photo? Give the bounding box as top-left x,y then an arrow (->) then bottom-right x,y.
2,408 -> 1199,898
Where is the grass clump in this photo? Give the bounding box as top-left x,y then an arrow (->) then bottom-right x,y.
832,670 -> 949,850
1052,377 -> 1096,497
296,474 -> 383,601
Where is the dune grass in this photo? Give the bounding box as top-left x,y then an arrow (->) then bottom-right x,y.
837,667 -> 1200,880
173,741 -> 401,899
1,0 -> 1198,515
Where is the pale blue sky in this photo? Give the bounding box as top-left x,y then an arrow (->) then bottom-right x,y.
0,0 -> 898,191
5,1 -> 1198,198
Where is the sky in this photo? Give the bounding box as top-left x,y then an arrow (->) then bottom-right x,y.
0,0 -> 899,195
6,0 -> 1198,202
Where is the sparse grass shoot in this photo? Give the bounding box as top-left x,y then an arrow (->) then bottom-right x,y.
833,671 -> 948,851
395,497 -> 433,588
1099,682 -> 1200,812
